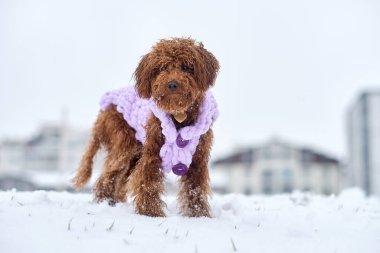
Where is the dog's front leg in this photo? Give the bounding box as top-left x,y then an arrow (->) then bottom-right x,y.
178,129 -> 213,217
128,117 -> 166,217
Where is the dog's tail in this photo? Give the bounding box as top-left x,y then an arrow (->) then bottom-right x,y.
72,136 -> 101,189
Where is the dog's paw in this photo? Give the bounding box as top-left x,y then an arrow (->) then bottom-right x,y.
181,204 -> 212,218
136,207 -> 166,217
71,175 -> 86,189
134,193 -> 167,217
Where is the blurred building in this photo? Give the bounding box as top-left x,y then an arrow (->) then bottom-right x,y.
347,91 -> 380,196
211,139 -> 342,195
0,123 -> 91,190
0,139 -> 25,174
24,125 -> 89,173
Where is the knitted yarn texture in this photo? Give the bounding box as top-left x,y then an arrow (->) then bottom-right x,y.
100,86 -> 219,175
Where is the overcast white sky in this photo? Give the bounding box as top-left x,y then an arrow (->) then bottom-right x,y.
1,0 -> 380,159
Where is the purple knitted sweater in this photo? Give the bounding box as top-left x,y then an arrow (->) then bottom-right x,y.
100,87 -> 218,176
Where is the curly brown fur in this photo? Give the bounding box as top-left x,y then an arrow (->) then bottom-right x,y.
72,38 -> 219,217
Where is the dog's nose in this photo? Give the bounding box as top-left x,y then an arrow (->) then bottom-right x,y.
167,82 -> 178,91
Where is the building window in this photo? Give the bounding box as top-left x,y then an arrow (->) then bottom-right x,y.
282,169 -> 293,193
279,147 -> 291,160
303,186 -> 311,192
261,148 -> 271,160
262,170 -> 273,194
244,164 -> 252,194
323,187 -> 331,195
302,165 -> 311,192
244,187 -> 252,195
322,165 -> 331,195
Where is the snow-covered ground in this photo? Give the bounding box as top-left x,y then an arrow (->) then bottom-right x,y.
1,189 -> 379,253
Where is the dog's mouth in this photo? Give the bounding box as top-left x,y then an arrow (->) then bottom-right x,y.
153,92 -> 195,115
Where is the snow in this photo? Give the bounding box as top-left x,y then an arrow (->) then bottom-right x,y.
0,188 -> 379,253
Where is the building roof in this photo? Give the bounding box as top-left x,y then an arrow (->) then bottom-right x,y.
212,139 -> 339,166
300,148 -> 339,164
213,148 -> 254,165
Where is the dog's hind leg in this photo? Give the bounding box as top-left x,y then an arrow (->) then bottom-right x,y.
93,152 -> 120,204
112,155 -> 140,203
93,145 -> 141,205
90,106 -> 141,204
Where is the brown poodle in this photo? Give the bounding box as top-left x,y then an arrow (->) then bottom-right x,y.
72,38 -> 219,217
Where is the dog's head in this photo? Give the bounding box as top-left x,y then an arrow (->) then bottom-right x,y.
134,38 -> 219,114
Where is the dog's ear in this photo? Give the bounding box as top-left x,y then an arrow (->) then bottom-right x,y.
134,53 -> 154,99
195,43 -> 220,91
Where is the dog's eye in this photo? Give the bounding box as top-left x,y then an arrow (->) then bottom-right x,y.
181,64 -> 193,73
160,65 -> 168,72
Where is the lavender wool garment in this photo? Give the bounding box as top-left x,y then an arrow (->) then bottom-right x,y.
100,86 -> 219,175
